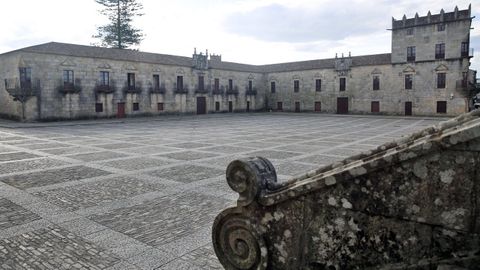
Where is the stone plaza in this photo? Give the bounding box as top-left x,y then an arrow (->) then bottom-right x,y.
0,113 -> 447,269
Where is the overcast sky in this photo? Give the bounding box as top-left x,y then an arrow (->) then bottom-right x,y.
0,0 -> 479,70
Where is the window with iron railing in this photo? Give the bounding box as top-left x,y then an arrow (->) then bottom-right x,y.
248,80 -> 253,91
63,70 -> 74,90
271,81 -> 276,93
214,78 -> 220,91
198,75 -> 205,91
19,67 -> 32,89
339,78 -> 346,91
99,71 -> 109,86
153,74 -> 160,90
177,76 -> 184,91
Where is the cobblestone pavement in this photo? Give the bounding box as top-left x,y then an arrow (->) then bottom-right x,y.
0,113 -> 446,269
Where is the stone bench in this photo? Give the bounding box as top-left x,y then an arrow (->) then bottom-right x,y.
212,110 -> 480,270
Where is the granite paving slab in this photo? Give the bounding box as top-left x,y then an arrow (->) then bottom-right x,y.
0,166 -> 111,190
148,164 -> 223,183
0,158 -> 68,174
0,152 -> 40,162
0,198 -> 42,230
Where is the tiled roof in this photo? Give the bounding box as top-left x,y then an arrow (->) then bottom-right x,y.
5,42 -> 391,73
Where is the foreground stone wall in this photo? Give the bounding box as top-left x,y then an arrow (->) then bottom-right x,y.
213,110 -> 480,269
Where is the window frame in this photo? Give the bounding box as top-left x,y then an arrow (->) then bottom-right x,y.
407,46 -> 416,62
405,74 -> 413,90
95,103 -> 103,113
373,75 -> 380,90
153,74 -> 160,89
437,24 -> 445,32
437,72 -> 446,89
214,78 -> 220,91
177,75 -> 184,91
198,75 -> 205,91
99,71 -> 110,86
127,73 -> 136,90
132,102 -> 140,111
339,77 -> 346,91
293,80 -> 300,92
315,79 -> 322,92
435,43 -> 445,59
270,81 -> 276,93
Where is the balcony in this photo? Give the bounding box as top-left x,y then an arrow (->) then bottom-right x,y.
226,86 -> 239,95
245,88 -> 257,96
149,83 -> 166,94
435,53 -> 445,60
4,78 -> 39,102
406,56 -> 416,62
212,86 -> 225,95
195,85 -> 210,94
123,81 -> 142,94
57,79 -> 82,94
174,83 -> 189,94
94,83 -> 115,94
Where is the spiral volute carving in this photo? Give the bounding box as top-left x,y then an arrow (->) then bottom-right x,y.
213,211 -> 267,270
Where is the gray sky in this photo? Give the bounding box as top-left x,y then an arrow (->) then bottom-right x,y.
0,0 -> 478,70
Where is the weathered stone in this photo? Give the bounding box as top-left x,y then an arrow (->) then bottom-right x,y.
212,110 -> 480,269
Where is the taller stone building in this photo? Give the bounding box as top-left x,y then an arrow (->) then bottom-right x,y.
0,6 -> 476,121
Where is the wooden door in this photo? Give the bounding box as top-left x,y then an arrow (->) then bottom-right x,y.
117,102 -> 125,118
246,101 -> 250,112
314,101 -> 321,112
229,101 -> 233,112
277,102 -> 283,111
196,97 -> 206,115
371,101 -> 380,113
295,102 -> 300,112
405,102 -> 412,116
337,97 -> 348,114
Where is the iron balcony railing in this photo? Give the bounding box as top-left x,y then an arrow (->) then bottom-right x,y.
173,83 -> 189,94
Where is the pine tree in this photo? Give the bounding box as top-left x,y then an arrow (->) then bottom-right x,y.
93,0 -> 144,49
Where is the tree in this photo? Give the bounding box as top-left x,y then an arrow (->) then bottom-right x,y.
93,0 -> 144,49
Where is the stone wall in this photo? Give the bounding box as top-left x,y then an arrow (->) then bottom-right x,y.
213,110 -> 480,269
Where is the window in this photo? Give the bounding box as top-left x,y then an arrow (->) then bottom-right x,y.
133,102 -> 139,111
157,102 -> 164,111
153,74 -> 160,89
461,72 -> 468,87
198,75 -> 204,91
373,76 -> 380,90
293,80 -> 300,92
407,46 -> 416,62
127,73 -> 136,90
177,76 -> 183,90
19,67 -> 32,89
248,80 -> 253,91
437,101 -> 447,113
405,74 -> 413,90
228,79 -> 233,91
215,102 -> 220,111
214,78 -> 220,91
315,79 -> 322,92
435,43 -> 445,59
95,103 -> 103,113
277,102 -> 283,111
437,24 -> 445,31
62,70 -> 74,90
461,42 -> 469,57
339,78 -> 346,91
406,28 -> 413,35
99,71 -> 109,86
437,73 -> 446,88
271,81 -> 276,93
371,101 -> 380,113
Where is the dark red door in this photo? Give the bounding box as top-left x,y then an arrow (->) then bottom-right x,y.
371,101 -> 380,113
405,102 -> 412,116
277,102 -> 283,111
295,102 -> 300,112
117,103 -> 125,118
337,97 -> 348,114
196,97 -> 206,115
314,101 -> 321,112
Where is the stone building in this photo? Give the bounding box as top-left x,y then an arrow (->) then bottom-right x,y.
0,5 -> 475,121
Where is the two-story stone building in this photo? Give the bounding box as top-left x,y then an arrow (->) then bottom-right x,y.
0,5 -> 475,121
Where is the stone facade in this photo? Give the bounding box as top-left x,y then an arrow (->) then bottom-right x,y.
0,6 -> 475,121
212,109 -> 480,269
